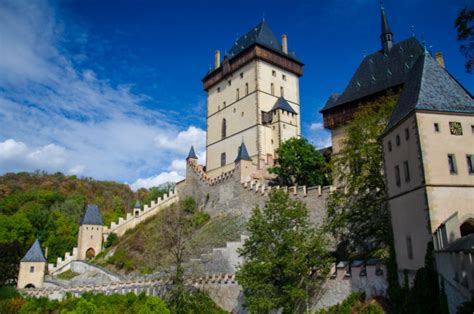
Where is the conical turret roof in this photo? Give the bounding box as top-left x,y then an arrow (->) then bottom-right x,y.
80,204 -> 103,226
235,141 -> 252,162
21,239 -> 46,263
186,146 -> 198,160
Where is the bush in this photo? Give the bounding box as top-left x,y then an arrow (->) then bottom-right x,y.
107,248 -> 135,271
315,293 -> 385,314
56,269 -> 80,280
193,211 -> 210,227
179,197 -> 196,213
104,233 -> 118,249
166,289 -> 226,314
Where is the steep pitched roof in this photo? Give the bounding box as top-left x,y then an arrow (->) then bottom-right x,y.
226,21 -> 300,62
80,204 -> 103,226
235,141 -> 252,162
271,97 -> 297,114
134,200 -> 141,209
21,239 -> 46,263
386,52 -> 474,130
321,37 -> 424,112
186,146 -> 198,160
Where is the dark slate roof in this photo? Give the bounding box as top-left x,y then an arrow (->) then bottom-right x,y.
186,146 -> 198,160
21,239 -> 46,263
226,21 -> 300,62
134,200 -> 141,209
386,52 -> 474,130
321,37 -> 424,112
351,260 -> 364,267
235,141 -> 252,162
80,204 -> 103,226
271,97 -> 297,114
366,258 -> 380,265
440,234 -> 474,254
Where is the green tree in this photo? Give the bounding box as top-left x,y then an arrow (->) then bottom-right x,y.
270,137 -> 328,186
326,93 -> 397,258
237,190 -> 331,313
455,6 -> 474,72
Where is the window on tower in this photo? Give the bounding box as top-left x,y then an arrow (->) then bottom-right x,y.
271,83 -> 275,95
282,74 -> 286,81
280,86 -> 284,97
221,119 -> 227,139
245,83 -> 249,95
272,70 -> 276,77
236,88 -> 240,100
221,153 -> 226,166
240,72 -> 244,78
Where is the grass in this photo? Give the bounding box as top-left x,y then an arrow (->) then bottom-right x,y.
96,204 -> 246,275
56,269 -> 80,280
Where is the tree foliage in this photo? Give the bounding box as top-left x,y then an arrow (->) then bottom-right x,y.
326,93 -> 397,258
455,6 -> 474,72
270,137 -> 328,187
237,190 -> 331,313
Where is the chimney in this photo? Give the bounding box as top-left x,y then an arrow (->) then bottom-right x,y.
281,34 -> 288,54
435,52 -> 445,68
214,50 -> 221,69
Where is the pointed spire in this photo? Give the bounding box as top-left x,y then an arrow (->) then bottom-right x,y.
80,204 -> 103,226
134,200 -> 141,209
21,239 -> 46,263
380,0 -> 394,52
186,146 -> 198,160
235,141 -> 252,162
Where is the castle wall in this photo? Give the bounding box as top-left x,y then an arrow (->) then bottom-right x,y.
77,224 -> 103,260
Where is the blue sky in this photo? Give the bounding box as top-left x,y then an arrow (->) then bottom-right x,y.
0,0 -> 472,189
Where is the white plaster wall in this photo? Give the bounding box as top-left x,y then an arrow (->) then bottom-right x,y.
17,262 -> 45,288
77,224 -> 103,260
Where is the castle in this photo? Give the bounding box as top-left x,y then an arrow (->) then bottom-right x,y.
16,3 -> 473,313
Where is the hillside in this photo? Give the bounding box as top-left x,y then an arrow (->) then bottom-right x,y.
97,205 -> 246,275
0,171 -> 168,285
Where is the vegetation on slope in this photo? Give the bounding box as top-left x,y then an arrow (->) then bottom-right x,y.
98,202 -> 246,275
0,171 -> 172,285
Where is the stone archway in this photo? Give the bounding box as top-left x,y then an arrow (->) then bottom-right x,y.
24,283 -> 35,289
86,247 -> 96,259
460,218 -> 474,237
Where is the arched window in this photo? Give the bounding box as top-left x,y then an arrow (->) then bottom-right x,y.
221,118 -> 227,139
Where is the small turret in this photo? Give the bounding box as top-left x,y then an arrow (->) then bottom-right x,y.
380,1 -> 394,53
77,204 -> 103,260
17,239 -> 46,289
186,146 -> 198,161
235,141 -> 254,182
134,200 -> 141,217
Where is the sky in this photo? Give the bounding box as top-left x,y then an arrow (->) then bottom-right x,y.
0,0 -> 472,190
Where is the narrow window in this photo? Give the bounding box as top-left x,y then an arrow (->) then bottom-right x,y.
228,80 -> 231,86
90,235 -> 93,240
271,139 -> 274,144
406,236 -> 413,260
403,161 -> 410,182
282,74 -> 286,81
221,118 -> 226,139
448,154 -> 457,174
217,87 -> 220,93
271,83 -> 275,95
434,123 -> 440,132
467,155 -> 474,174
280,86 -> 284,97
240,72 -> 244,79
471,125 -> 474,134
405,128 -> 410,140
245,83 -> 249,95
218,105 -> 220,111
233,108 -> 236,113
29,266 -> 35,273
220,153 -> 226,166
223,101 -> 226,108
396,134 -> 400,146
272,70 -> 276,77
241,112 -> 244,117
236,88 -> 239,100
388,141 -> 392,152
395,165 -> 401,187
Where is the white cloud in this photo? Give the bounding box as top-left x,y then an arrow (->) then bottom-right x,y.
129,171 -> 184,191
0,0 -> 205,184
310,122 -> 324,131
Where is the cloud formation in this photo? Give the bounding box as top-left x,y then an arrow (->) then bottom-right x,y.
0,0 -> 205,188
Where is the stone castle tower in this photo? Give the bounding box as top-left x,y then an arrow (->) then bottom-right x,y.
77,204 -> 103,260
202,21 -> 304,178
17,239 -> 47,289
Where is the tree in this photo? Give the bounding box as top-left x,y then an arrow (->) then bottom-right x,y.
270,137 -> 328,186
455,6 -> 474,72
236,190 -> 331,313
326,93 -> 397,258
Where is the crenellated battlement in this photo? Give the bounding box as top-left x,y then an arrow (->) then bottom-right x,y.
103,189 -> 179,238
48,247 -> 79,274
187,159 -> 236,186
241,178 -> 335,198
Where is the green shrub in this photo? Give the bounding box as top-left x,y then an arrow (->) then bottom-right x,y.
193,211 -> 210,227
107,248 -> 135,271
56,269 -> 80,280
315,293 -> 385,314
104,233 -> 118,248
166,289 -> 227,314
0,286 -> 19,300
179,196 -> 196,213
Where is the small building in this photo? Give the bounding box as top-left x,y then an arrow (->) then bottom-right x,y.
17,239 -> 47,289
77,204 -> 104,260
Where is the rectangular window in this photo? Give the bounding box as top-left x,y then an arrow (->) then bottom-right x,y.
236,88 -> 239,100
217,87 -> 220,93
240,72 -> 244,78
245,83 -> 249,95
403,161 -> 410,182
272,70 -> 276,77
228,80 -> 231,86
434,123 -> 440,132
396,134 -> 400,146
448,154 -> 457,174
406,236 -> 413,260
29,266 -> 35,273
405,128 -> 410,140
395,165 -> 401,187
388,141 -> 392,152
271,83 -> 275,95
467,155 -> 474,174
471,125 -> 474,134
220,153 -> 226,166
280,86 -> 284,97
282,74 -> 286,81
